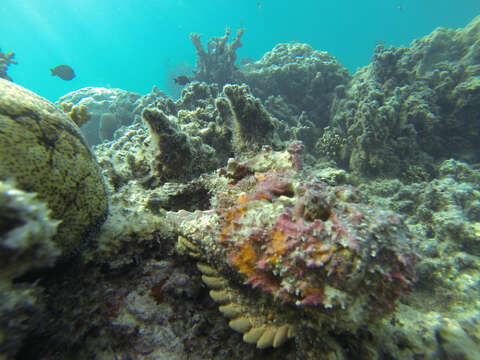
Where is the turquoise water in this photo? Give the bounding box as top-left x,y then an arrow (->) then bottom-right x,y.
1,0 -> 479,101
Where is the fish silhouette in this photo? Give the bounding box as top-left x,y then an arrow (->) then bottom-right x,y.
173,75 -> 191,85
50,65 -> 75,81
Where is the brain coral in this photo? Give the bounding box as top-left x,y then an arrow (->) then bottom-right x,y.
167,143 -> 416,350
0,79 -> 108,253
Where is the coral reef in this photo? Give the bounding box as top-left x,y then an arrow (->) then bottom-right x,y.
244,44 -> 350,134
94,81 -> 283,187
190,26 -> 245,86
355,159 -> 480,358
0,79 -> 108,253
319,14 -> 480,180
0,49 -> 17,81
3,14 -> 480,360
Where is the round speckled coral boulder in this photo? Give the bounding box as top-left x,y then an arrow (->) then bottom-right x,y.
0,79 -> 107,253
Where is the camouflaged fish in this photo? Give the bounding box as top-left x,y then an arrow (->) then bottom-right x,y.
166,144 -> 417,351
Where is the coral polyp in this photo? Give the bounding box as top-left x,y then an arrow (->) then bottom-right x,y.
167,144 -> 416,348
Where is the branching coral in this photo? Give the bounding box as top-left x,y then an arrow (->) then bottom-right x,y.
0,49 -> 17,81
190,26 -> 245,86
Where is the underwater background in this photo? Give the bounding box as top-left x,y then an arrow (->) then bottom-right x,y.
2,0 -> 480,101
2,1 -> 480,359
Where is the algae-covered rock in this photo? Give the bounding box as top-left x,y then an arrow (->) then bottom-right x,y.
0,79 -> 108,253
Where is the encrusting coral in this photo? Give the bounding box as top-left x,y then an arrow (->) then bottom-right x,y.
223,84 -> 280,154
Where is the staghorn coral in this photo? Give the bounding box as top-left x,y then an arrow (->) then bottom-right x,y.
166,143 -> 416,353
0,49 -> 17,81
190,26 -> 245,86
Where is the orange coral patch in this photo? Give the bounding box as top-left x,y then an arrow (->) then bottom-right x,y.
255,172 -> 265,181
271,231 -> 287,254
233,243 -> 256,276
237,194 -> 248,205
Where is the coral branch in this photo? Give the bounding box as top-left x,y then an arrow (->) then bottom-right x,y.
190,26 -> 245,86
0,49 -> 17,81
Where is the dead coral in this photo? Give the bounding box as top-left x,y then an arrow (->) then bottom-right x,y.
190,26 -> 245,86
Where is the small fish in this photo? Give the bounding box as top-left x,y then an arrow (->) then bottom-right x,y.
397,4 -> 403,11
173,75 -> 191,85
257,1 -> 261,9
50,64 -> 75,81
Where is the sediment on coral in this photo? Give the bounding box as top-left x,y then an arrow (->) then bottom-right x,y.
143,107 -> 217,182
222,84 -> 280,154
